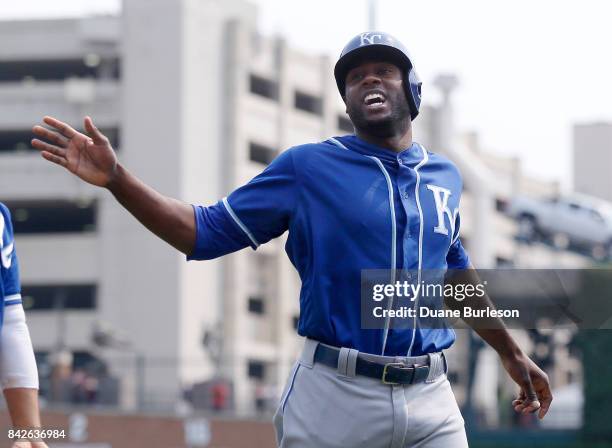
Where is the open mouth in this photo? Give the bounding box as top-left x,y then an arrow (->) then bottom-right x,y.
364,92 -> 386,108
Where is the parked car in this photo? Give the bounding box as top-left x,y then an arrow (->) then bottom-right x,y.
508,193 -> 612,260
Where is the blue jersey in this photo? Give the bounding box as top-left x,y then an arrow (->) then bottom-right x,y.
190,135 -> 470,356
1,203 -> 22,331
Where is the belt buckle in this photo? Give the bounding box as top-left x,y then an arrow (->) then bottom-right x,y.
382,362 -> 414,385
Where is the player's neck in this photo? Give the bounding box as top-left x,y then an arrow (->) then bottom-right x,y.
356,125 -> 413,153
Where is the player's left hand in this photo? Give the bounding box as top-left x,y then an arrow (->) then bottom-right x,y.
500,351 -> 552,419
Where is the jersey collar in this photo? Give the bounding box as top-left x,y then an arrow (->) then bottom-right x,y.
336,134 -> 423,167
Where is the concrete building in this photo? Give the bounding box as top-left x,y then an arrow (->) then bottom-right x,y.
2,0 -> 407,413
0,0 -> 327,412
573,122 -> 612,202
0,0 -> 586,419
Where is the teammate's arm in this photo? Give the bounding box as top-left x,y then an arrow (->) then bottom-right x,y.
32,116 -> 195,255
2,325 -> 47,448
4,388 -> 40,425
4,389 -> 48,447
444,266 -> 553,420
1,206 -> 48,448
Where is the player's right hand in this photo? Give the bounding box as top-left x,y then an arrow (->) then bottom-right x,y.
32,116 -> 118,188
501,351 -> 552,419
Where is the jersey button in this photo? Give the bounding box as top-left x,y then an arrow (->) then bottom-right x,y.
403,192 -> 409,199
398,159 -> 403,165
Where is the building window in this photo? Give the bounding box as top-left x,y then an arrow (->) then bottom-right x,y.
4,199 -> 96,234
294,90 -> 322,115
337,115 -> 353,133
0,57 -> 120,82
249,142 -> 277,165
247,360 -> 266,380
495,198 -> 508,213
0,128 -> 120,153
21,284 -> 97,311
34,350 -> 108,401
495,256 -> 514,268
249,74 -> 278,101
0,130 -> 32,152
248,296 -> 265,315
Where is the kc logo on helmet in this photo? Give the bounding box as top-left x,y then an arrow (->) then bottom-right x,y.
360,33 -> 383,46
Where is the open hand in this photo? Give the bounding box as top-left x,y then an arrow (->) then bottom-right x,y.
501,351 -> 552,419
32,116 -> 118,188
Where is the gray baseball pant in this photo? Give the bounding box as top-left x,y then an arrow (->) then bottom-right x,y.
273,338 -> 468,448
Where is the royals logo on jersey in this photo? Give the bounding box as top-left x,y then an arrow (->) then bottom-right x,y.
0,203 -> 22,330
416,155 -> 467,272
426,184 -> 459,240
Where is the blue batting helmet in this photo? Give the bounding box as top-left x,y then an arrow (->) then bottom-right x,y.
334,32 -> 422,120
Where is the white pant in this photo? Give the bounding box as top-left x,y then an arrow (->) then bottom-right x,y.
273,340 -> 468,448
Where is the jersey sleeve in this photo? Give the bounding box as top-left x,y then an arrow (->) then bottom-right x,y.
189,148 -> 298,260
0,305 -> 39,389
446,213 -> 471,270
0,204 -> 22,306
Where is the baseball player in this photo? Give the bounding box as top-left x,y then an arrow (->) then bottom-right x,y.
31,32 -> 551,447
1,204 -> 48,448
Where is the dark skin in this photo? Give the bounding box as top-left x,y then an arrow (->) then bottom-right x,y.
344,60 -> 412,152
445,268 -> 553,419
31,58 -> 551,419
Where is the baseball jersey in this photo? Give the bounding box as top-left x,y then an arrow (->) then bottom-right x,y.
189,135 -> 470,356
0,203 -> 22,332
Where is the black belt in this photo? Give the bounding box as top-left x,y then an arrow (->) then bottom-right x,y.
313,344 -> 434,385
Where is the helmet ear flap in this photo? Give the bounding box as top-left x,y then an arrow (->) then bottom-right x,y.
406,68 -> 422,120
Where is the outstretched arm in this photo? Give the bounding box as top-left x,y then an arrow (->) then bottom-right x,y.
32,116 -> 195,255
445,266 -> 553,420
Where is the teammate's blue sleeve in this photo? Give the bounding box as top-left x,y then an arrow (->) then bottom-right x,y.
189,148 -> 297,260
446,213 -> 471,270
0,204 -> 22,306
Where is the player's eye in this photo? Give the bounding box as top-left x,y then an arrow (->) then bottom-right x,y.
348,72 -> 364,83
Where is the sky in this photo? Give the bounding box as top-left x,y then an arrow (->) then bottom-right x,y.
2,0 -> 611,188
